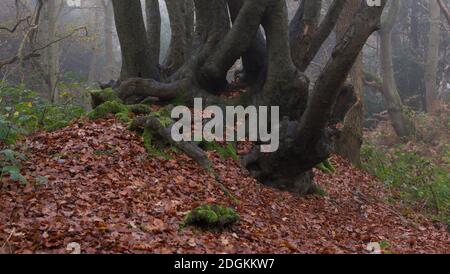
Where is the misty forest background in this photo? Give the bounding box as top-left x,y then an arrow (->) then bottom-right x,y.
0,0 -> 449,254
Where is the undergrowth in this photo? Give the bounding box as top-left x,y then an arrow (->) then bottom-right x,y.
362,143 -> 449,222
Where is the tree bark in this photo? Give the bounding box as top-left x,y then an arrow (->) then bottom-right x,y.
102,0 -> 115,81
183,0 -> 195,58
379,1 -> 414,138
438,0 -> 450,27
289,0 -> 322,69
198,0 -> 269,91
88,1 -> 102,84
163,0 -> 186,74
227,0 -> 267,84
145,0 -> 161,69
290,0 -> 347,72
425,0 -> 441,113
112,0 -> 160,81
334,0 -> 364,166
38,0 -> 62,102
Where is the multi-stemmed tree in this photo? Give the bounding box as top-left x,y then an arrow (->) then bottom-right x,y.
106,0 -> 387,195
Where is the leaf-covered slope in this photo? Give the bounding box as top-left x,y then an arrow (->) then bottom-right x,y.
0,118 -> 448,254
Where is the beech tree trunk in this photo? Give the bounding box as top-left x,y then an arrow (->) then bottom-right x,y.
379,1 -> 414,138
112,0 -> 160,81
438,0 -> 450,27
163,0 -> 186,74
102,0 -> 115,81
425,0 -> 441,113
88,1 -> 102,84
38,0 -> 62,103
146,0 -> 161,68
334,0 -> 364,166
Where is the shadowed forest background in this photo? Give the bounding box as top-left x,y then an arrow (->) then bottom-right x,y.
0,0 -> 449,254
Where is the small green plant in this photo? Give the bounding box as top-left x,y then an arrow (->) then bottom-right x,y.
0,82 -> 85,136
0,148 -> 27,184
181,204 -> 239,230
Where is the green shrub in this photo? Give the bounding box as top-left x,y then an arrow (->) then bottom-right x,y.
0,148 -> 27,184
0,82 -> 85,139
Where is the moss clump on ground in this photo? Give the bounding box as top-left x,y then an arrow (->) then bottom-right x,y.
45,120 -> 70,132
181,204 -> 239,230
127,104 -> 152,115
88,101 -> 128,120
115,111 -> 131,123
90,88 -> 121,107
88,100 -> 153,123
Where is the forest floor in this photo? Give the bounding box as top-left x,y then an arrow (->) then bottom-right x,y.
0,118 -> 448,254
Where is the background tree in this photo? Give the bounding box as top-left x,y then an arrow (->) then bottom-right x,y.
425,0 -> 441,113
379,0 -> 414,138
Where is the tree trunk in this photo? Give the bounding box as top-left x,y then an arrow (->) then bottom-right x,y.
289,0 -> 347,72
145,0 -> 161,71
334,0 -> 364,166
425,0 -> 441,113
102,0 -> 115,81
112,0 -> 160,81
227,0 -> 267,84
183,0 -> 195,58
39,0 -> 62,103
438,0 -> 450,27
163,0 -> 187,74
88,1 -> 102,84
379,1 -> 414,138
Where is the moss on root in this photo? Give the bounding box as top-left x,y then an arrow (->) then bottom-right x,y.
127,104 -> 152,115
142,127 -> 171,158
181,204 -> 239,230
200,141 -> 238,161
90,88 -> 121,107
88,100 -> 152,123
88,101 -> 128,120
115,111 -> 131,123
152,107 -> 173,127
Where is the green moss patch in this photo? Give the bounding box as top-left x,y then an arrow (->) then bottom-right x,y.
88,101 -> 128,120
181,204 -> 239,230
90,88 -> 121,107
127,104 -> 152,115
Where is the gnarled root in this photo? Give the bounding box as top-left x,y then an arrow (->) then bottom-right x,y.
118,78 -> 191,104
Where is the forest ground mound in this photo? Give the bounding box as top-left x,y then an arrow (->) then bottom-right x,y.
0,118 -> 448,254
